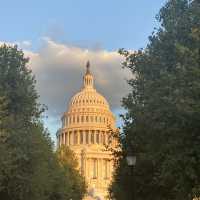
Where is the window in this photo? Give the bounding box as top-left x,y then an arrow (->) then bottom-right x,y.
73,116 -> 75,123
90,116 -> 93,122
95,116 -> 97,122
86,116 -> 89,122
77,116 -> 79,123
61,134 -> 64,144
91,131 -> 95,144
80,131 -> 83,144
65,132 -> 67,145
74,131 -> 78,145
81,116 -> 84,122
96,132 -> 100,144
102,132 -> 106,145
93,159 -> 98,178
69,132 -> 72,145
65,118 -> 67,126
86,131 -> 89,144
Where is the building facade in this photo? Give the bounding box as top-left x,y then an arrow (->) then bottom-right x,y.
57,62 -> 117,200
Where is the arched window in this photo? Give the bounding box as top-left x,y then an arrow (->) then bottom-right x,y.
86,116 -> 89,122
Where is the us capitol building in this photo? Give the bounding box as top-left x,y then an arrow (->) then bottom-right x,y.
57,61 -> 117,200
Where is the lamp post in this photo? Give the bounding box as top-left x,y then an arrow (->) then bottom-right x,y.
126,155 -> 136,200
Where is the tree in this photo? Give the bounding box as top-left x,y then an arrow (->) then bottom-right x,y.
56,146 -> 87,200
0,44 -> 86,200
110,0 -> 200,199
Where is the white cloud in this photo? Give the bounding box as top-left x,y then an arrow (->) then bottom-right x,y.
1,39 -> 132,135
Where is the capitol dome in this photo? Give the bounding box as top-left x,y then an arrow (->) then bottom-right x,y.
61,61 -> 115,132
57,61 -> 117,200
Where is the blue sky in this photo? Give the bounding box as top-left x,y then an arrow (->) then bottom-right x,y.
0,0 -> 166,50
0,0 -> 167,141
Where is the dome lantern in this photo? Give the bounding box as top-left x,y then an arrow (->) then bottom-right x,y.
83,61 -> 94,89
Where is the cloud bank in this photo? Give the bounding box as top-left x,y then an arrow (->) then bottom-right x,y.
1,39 -> 132,135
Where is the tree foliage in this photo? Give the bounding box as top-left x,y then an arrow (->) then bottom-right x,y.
56,146 -> 87,200
110,0 -> 200,199
0,44 -> 86,200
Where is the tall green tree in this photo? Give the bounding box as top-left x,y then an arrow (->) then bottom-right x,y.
0,44 -> 86,200
56,146 -> 87,200
110,0 -> 200,199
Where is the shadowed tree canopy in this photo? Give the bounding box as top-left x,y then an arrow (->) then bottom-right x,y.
0,45 -> 86,200
109,0 -> 200,200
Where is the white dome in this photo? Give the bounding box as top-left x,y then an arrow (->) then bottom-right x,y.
62,61 -> 115,129
69,89 -> 110,110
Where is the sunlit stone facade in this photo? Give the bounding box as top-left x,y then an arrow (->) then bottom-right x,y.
57,62 -> 117,200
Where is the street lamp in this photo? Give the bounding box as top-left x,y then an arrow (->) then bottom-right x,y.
126,155 -> 137,200
126,155 -> 137,167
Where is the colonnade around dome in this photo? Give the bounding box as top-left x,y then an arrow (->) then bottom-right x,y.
58,129 -> 115,147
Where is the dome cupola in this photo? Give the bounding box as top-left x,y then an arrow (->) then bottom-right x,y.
83,61 -> 94,89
